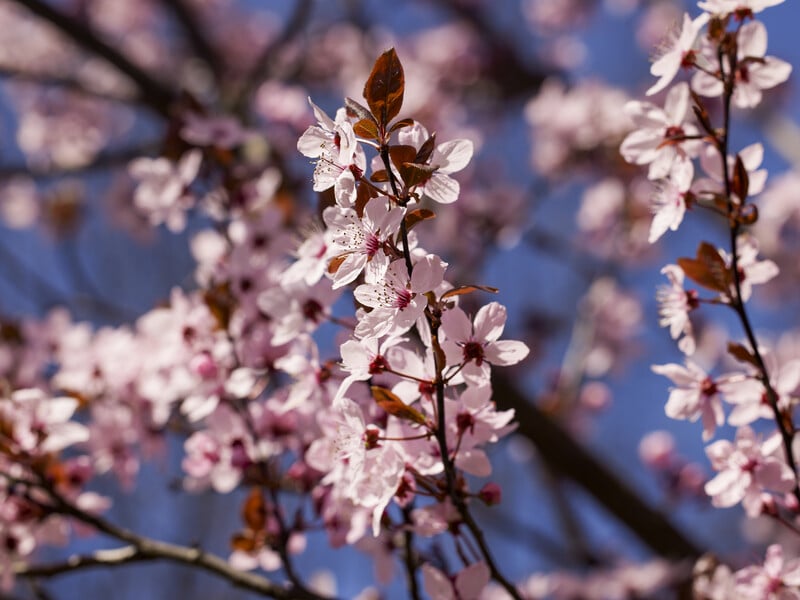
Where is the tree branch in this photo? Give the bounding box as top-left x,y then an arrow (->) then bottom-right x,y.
161,0 -> 222,81
8,0 -> 176,116
493,374 -> 703,560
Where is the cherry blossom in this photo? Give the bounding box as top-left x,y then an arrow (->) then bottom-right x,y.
656,264 -> 697,355
733,544 -> 800,599
323,197 -> 405,289
354,255 -> 447,338
646,12 -> 709,96
621,82 -> 700,181
698,0 -> 786,18
441,302 -> 530,386
648,159 -> 694,243
398,123 -> 474,204
651,360 -> 744,440
692,20 -> 792,109
128,149 -> 202,232
704,426 -> 795,516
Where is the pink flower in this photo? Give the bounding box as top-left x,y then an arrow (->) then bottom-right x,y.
695,142 -> 768,199
180,113 -> 251,149
621,82 -> 700,181
733,544 -> 800,599
323,197 -> 405,289
128,149 -> 202,232
692,21 -> 791,108
297,99 -> 366,207
354,256 -> 447,338
646,12 -> 709,96
1,388 -> 89,454
704,426 -> 796,516
398,123 -> 474,204
440,302 -> 529,386
656,264 -> 697,355
698,0 -> 785,17
334,336 -> 406,408
648,159 -> 694,243
651,360 -> 743,440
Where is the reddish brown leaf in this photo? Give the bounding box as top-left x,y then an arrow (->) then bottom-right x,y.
727,342 -> 759,369
389,118 -> 415,134
370,169 -> 389,183
441,285 -> 500,300
363,48 -> 405,129
415,132 -> 437,164
404,208 -> 435,232
231,531 -> 257,553
354,118 -> 379,140
327,254 -> 347,275
242,488 -> 267,531
731,154 -> 749,201
371,386 -> 427,425
389,145 -> 417,172
355,179 -> 379,217
677,241 -> 731,293
344,97 -> 374,123
400,162 -> 437,188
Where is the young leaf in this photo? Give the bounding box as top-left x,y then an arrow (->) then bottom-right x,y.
389,118 -> 415,133
327,254 -> 347,275
400,162 -> 437,188
371,386 -> 427,425
389,145 -> 417,172
441,285 -> 500,300
363,48 -> 405,130
727,342 -> 759,369
242,488 -> 267,531
416,132 -> 437,164
354,118 -> 380,140
404,208 -> 435,232
677,241 -> 731,293
731,154 -> 749,201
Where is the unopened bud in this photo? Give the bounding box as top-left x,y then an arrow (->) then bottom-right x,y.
478,482 -> 502,506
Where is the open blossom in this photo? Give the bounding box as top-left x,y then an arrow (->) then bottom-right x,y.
692,20 -> 792,109
695,142 -> 768,199
733,544 -> 800,599
621,82 -> 699,180
334,335 -> 406,408
648,159 -> 694,243
128,149 -> 202,232
656,264 -> 697,355
698,0 -> 785,17
398,123 -> 474,204
440,302 -> 529,386
724,234 -> 779,302
651,360 -> 745,440
704,426 -> 796,516
0,389 -> 89,454
354,255 -> 446,338
646,12 -> 709,96
323,196 -> 405,289
297,99 -> 366,207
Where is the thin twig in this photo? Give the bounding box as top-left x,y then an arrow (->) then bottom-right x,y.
161,0 -> 222,81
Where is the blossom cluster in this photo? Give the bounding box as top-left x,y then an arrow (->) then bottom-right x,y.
622,1 -> 800,596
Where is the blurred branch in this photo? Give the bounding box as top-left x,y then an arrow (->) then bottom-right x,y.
9,0 -> 176,116
0,67 -> 138,105
0,143 -> 160,180
161,0 -> 222,81
422,0 -> 559,97
229,0 -> 313,115
16,482 -> 335,600
493,375 -> 703,560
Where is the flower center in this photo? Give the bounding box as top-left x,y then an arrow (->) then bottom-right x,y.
365,233 -> 381,258
394,288 -> 413,310
463,341 -> 485,366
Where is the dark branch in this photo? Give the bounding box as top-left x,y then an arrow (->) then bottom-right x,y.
9,0 -> 176,116
493,375 -> 703,560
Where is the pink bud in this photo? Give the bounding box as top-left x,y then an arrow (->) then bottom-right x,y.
479,482 -> 502,506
